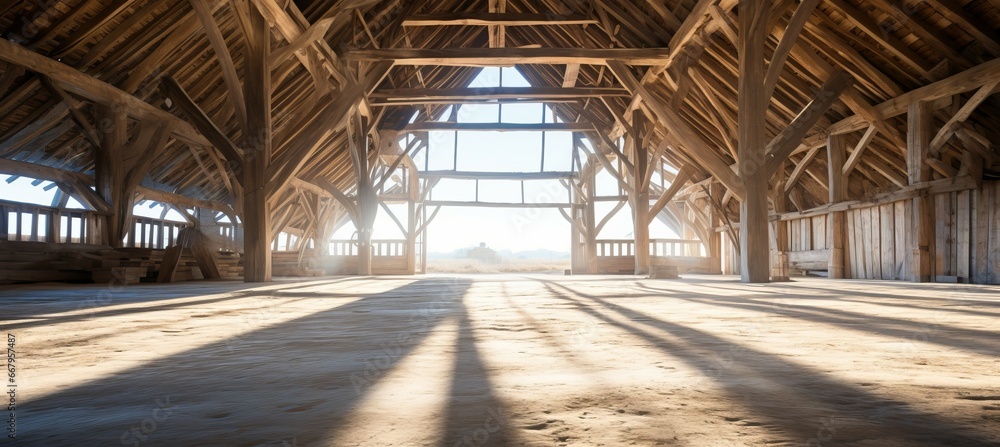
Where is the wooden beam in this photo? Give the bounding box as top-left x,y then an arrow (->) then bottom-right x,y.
928,80 -> 1000,156
424,200 -> 572,208
836,121 -> 878,174
268,17 -> 335,67
644,0 -> 717,84
344,47 -> 673,66
873,57 -> 1000,120
0,38 -> 210,147
764,70 -> 853,177
776,175 -> 978,220
371,86 -> 629,102
607,61 -> 745,199
265,89 -> 363,197
563,64 -> 581,88
399,121 -> 594,133
648,165 -> 694,223
401,13 -> 598,26
189,0 -> 247,132
0,157 -> 232,213
0,100 -> 71,156
160,77 -> 244,172
763,0 -> 821,98
920,0 -> 1000,56
826,0 -> 933,77
420,170 -> 578,180
39,76 -> 101,147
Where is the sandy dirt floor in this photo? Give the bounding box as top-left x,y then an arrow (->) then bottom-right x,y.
1,274 -> 999,446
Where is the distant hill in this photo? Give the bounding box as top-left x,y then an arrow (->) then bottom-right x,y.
428,245 -> 569,260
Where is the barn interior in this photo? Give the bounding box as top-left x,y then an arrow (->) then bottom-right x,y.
1,0 -> 999,445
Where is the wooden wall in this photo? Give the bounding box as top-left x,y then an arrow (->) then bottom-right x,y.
777,180 -> 1000,283
843,202 -> 908,280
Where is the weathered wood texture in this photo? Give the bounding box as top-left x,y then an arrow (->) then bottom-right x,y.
779,180 -> 1000,283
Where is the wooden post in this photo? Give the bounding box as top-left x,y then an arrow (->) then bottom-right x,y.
738,0 -> 773,283
570,182 -> 585,273
585,155 -> 598,273
827,133 -> 847,278
406,199 -> 417,275
95,103 -> 127,247
708,183 -> 723,274
407,160 -> 420,275
632,110 -> 650,275
241,3 -> 272,282
354,116 -> 375,276
908,101 -> 935,282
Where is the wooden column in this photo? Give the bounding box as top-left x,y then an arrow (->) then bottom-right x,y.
708,183 -> 723,274
737,0 -> 773,283
632,110 -> 650,275
95,103 -> 127,247
241,4 -> 272,282
908,101 -> 935,282
404,201 -> 416,274
354,117 -> 375,276
570,181 -> 585,273
827,133 -> 847,278
585,155 -> 598,273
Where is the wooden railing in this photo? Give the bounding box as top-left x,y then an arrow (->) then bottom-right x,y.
650,238 -> 705,257
128,216 -> 190,249
596,239 -> 635,257
596,238 -> 704,257
0,200 -> 102,244
329,239 -> 408,257
327,240 -> 353,256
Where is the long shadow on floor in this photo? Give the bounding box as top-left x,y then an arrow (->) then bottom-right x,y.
19,277 -> 470,447
542,280 -> 997,446
633,282 -> 998,357
439,286 -> 519,446
782,282 -> 1000,318
0,276 -> 371,326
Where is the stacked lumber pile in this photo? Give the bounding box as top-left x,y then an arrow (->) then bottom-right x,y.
215,251 -> 243,279
0,241 -> 103,284
272,251 -> 324,277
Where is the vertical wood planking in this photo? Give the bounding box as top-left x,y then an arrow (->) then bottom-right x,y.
956,190 -> 971,282
934,193 -> 948,276
812,216 -> 825,250
870,207 -> 882,279
949,192 -> 958,277
990,182 -> 1000,284
880,204 -> 895,280
847,210 -> 857,278
855,210 -> 868,278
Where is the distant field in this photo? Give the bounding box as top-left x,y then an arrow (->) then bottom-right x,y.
426,258 -> 570,273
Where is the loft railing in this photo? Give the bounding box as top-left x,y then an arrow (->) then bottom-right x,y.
128,216 -> 190,249
328,239 -> 408,257
595,238 -> 705,257
1,200 -> 102,244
